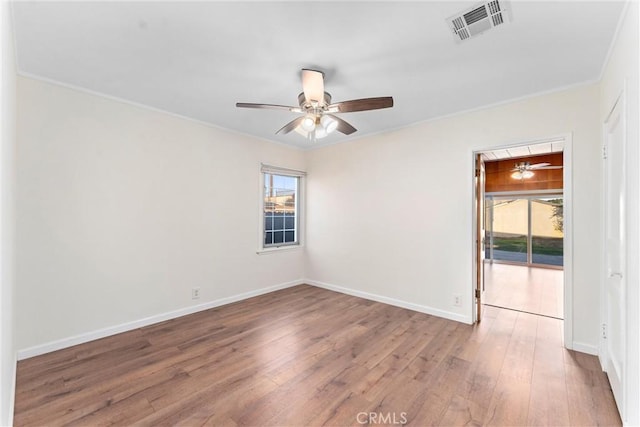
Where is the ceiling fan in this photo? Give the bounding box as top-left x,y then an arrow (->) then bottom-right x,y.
236,69 -> 394,141
511,161 -> 563,180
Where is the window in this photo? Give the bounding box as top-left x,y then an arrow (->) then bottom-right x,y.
261,165 -> 304,249
484,194 -> 563,267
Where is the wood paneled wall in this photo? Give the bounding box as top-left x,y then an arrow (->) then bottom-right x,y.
484,153 -> 563,193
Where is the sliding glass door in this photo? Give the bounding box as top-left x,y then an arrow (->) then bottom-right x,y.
485,194 -> 563,267
485,198 -> 528,263
531,197 -> 563,266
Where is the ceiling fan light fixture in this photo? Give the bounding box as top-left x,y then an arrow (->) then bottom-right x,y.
314,126 -> 328,139
301,115 -> 316,132
321,115 -> 338,134
511,170 -> 534,180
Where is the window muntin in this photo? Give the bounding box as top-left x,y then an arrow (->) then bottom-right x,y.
263,173 -> 298,247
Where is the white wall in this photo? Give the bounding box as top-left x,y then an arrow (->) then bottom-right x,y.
0,0 -> 17,424
16,76 -> 306,354
305,84 -> 601,347
600,1 -> 640,424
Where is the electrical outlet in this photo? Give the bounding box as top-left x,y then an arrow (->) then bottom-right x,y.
192,288 -> 200,300
453,294 -> 462,307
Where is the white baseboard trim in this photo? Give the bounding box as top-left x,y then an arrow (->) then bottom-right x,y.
305,279 -> 472,325
571,341 -> 599,356
17,279 -> 304,360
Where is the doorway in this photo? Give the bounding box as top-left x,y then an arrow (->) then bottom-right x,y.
484,194 -> 564,318
473,137 -> 572,334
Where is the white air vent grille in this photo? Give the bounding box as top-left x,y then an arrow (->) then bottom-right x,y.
447,0 -> 511,43
464,6 -> 488,25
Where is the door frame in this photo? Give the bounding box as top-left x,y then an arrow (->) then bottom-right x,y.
475,154 -> 485,321
472,133 -> 573,349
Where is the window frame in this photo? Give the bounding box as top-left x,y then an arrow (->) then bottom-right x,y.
258,164 -> 305,253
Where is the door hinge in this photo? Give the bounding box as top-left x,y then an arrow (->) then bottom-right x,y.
602,145 -> 608,160
475,289 -> 481,299
602,323 -> 607,339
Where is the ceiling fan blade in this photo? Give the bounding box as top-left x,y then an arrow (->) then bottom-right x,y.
528,162 -> 551,169
236,102 -> 302,113
511,162 -> 562,172
327,114 -> 357,135
328,97 -> 394,113
301,69 -> 325,104
276,116 -> 305,135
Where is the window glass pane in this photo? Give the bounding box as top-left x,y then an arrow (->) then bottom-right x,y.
284,215 -> 295,229
264,232 -> 273,246
486,198 -> 527,263
272,175 -> 296,191
284,231 -> 295,242
273,215 -> 284,230
532,198 -> 564,266
283,196 -> 295,208
273,231 -> 284,244
263,174 -> 273,204
264,214 -> 273,231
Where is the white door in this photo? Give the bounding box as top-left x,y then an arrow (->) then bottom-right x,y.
604,95 -> 626,418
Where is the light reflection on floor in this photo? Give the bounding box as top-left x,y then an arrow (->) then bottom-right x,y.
483,262 -> 563,319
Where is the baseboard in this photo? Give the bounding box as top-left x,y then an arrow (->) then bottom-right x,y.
571,341 -> 599,356
18,278 -> 474,360
17,279 -> 304,360
305,279 -> 472,324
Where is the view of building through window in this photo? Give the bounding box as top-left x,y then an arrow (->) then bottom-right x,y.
485,196 -> 563,266
263,173 -> 298,247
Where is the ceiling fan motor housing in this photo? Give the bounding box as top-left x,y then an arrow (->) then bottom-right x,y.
298,92 -> 332,110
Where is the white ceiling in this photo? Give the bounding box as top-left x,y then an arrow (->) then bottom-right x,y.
12,1 -> 625,149
481,139 -> 564,161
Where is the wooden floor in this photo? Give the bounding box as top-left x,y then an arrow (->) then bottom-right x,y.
14,285 -> 620,426
484,263 -> 564,319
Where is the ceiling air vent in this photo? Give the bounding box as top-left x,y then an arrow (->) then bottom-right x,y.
447,0 -> 511,42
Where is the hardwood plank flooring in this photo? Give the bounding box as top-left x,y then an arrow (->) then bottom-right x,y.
14,285 -> 620,426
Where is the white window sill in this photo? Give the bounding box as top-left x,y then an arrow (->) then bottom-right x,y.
256,244 -> 302,255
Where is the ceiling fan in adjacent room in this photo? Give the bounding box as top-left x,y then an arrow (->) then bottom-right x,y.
236,69 -> 394,141
510,161 -> 563,180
